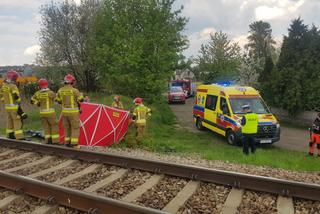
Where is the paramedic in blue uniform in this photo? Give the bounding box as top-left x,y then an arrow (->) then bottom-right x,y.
241,104 -> 258,155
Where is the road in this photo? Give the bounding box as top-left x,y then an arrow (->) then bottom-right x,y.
170,98 -> 308,152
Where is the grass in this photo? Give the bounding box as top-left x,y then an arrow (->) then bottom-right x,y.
141,102 -> 320,172
5,93 -> 320,172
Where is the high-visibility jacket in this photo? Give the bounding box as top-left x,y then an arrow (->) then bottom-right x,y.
31,89 -> 56,116
112,101 -> 124,109
242,113 -> 258,134
56,85 -> 84,114
0,82 -> 21,111
133,105 -> 151,125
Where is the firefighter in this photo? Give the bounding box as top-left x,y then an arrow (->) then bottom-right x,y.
241,104 -> 258,155
31,79 -> 59,144
111,95 -> 124,109
55,74 -> 84,148
0,70 -> 24,140
132,97 -> 151,142
309,112 -> 320,157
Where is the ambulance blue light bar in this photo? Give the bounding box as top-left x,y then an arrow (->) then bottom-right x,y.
214,81 -> 234,87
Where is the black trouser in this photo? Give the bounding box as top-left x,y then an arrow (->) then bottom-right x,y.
242,134 -> 256,155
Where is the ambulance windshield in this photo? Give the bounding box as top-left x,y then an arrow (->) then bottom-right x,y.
229,97 -> 270,114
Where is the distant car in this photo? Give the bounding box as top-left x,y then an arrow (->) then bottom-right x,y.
168,86 -> 186,104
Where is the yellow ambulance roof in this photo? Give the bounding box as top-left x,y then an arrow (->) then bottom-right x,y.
197,84 -> 260,97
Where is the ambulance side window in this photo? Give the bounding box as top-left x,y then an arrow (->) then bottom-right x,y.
220,97 -> 230,116
205,95 -> 218,110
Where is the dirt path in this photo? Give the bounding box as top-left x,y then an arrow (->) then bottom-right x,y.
170,98 -> 308,153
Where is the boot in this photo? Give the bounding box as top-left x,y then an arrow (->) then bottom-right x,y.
47,138 -> 53,145
8,132 -> 15,139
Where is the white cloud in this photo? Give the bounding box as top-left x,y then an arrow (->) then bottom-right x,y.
74,0 -> 81,5
24,45 -> 41,56
233,34 -> 249,49
185,27 -> 216,57
0,0 -> 318,64
255,6 -> 285,20
255,0 -> 305,20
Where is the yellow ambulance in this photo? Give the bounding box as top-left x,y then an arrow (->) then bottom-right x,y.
193,82 -> 280,145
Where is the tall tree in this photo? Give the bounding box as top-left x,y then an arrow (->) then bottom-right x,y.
246,21 -> 276,59
238,50 -> 264,87
270,18 -> 320,115
91,0 -> 188,101
197,31 -> 241,82
277,17 -> 309,69
37,0 -> 100,91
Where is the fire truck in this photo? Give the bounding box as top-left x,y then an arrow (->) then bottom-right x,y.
169,79 -> 196,97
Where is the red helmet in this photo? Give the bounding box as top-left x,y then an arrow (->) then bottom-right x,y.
38,78 -> 48,89
64,74 -> 75,84
134,97 -> 143,105
6,70 -> 19,81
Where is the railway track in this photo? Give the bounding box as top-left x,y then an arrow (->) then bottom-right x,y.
0,137 -> 319,214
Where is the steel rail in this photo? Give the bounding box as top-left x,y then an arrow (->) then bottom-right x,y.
0,170 -> 168,214
0,138 -> 320,201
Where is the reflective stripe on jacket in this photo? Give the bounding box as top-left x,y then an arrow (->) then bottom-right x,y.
56,85 -> 84,114
242,113 -> 258,134
31,89 -> 56,115
0,82 -> 21,111
133,105 -> 151,125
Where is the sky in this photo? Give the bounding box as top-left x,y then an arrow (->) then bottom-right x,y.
0,0 -> 319,65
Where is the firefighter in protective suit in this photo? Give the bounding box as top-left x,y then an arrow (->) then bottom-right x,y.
241,104 -> 258,155
56,74 -> 84,148
31,79 -> 59,144
0,70 -> 25,139
132,98 -> 151,142
309,113 -> 320,157
112,95 -> 124,109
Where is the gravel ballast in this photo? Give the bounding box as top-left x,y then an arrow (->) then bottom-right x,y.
136,176 -> 188,210
236,191 -> 277,214
63,165 -> 118,190
294,198 -> 320,214
54,206 -> 86,214
13,157 -> 67,176
0,147 -> 9,153
0,195 -> 45,214
178,183 -> 230,214
0,153 -> 43,170
83,147 -> 320,185
97,169 -> 151,199
0,189 -> 11,200
37,161 -> 90,183
0,150 -> 24,161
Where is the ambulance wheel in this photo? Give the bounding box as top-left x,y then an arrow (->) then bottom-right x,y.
226,130 -> 237,146
196,118 -> 204,130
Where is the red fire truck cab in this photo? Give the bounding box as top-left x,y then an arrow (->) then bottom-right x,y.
170,79 -> 196,97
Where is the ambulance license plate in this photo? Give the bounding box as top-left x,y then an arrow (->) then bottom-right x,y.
260,140 -> 272,144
